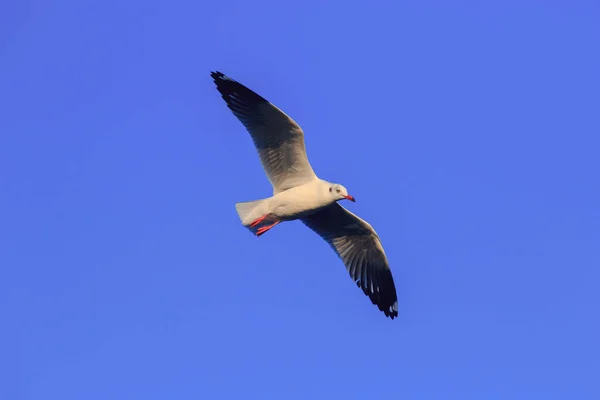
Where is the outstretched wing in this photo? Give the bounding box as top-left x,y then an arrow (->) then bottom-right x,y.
301,203 -> 398,319
211,71 -> 318,193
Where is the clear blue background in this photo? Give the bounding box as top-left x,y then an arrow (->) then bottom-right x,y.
2,0 -> 599,398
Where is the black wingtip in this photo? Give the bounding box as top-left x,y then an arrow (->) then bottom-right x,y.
356,267 -> 398,319
210,70 -> 269,113
386,302 -> 399,320
382,293 -> 399,319
210,70 -> 226,81
356,280 -> 398,319
382,298 -> 398,320
210,71 -> 236,88
381,301 -> 399,319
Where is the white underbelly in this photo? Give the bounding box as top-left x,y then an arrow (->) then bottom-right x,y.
269,184 -> 331,220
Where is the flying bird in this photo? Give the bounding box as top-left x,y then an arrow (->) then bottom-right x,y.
210,71 -> 398,319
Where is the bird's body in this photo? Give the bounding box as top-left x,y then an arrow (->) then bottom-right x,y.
237,179 -> 338,224
211,71 -> 399,319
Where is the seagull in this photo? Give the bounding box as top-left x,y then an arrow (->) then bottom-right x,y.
211,71 -> 398,319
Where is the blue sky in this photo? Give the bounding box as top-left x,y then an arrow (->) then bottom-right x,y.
2,0 -> 599,398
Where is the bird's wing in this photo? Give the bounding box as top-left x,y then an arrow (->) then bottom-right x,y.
211,71 -> 318,193
301,203 -> 398,318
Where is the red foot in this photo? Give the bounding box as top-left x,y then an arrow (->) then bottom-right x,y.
256,221 -> 280,237
249,214 -> 268,228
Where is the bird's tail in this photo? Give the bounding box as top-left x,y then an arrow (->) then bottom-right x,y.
235,198 -> 269,227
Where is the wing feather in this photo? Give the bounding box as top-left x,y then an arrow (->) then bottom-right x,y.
301,203 -> 398,319
211,71 -> 318,193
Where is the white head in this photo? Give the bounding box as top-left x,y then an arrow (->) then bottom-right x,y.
327,182 -> 355,203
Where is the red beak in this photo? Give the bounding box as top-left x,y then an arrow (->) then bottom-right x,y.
344,195 -> 356,202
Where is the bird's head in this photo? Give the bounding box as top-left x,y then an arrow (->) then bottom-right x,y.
329,183 -> 355,203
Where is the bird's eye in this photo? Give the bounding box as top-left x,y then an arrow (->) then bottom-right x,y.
329,187 -> 333,192
336,187 -> 341,193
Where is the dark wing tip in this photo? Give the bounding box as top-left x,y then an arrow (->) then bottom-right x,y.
350,249 -> 398,320
210,71 -> 269,114
301,204 -> 399,320
358,268 -> 398,319
379,270 -> 399,319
